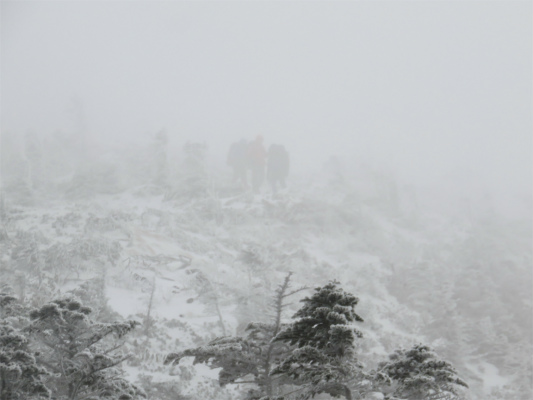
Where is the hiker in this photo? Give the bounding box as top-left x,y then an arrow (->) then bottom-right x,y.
267,144 -> 290,194
247,135 -> 267,193
227,139 -> 249,188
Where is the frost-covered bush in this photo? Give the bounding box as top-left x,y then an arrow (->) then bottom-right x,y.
136,374 -> 190,400
27,297 -> 143,400
0,322 -> 50,399
51,211 -> 83,231
84,214 -> 125,233
64,161 -> 124,199
44,237 -> 122,280
376,344 -> 468,400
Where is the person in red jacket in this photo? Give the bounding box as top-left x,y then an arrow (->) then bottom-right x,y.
247,135 -> 267,193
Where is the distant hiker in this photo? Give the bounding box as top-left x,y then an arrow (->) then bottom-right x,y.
267,144 -> 290,194
247,135 -> 267,193
227,139 -> 249,188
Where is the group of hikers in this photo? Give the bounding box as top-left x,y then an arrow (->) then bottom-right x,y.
227,135 -> 289,194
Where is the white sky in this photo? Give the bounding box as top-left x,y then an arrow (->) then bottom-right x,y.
1,1 -> 531,199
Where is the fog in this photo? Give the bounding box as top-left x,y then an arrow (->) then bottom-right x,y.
1,3 -> 532,399
1,1 -> 531,216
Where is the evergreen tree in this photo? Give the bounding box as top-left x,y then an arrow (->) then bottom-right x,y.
0,292 -> 22,321
0,323 -> 50,400
0,293 -> 50,400
165,273 -> 304,399
27,297 -> 143,400
272,281 -> 365,400
377,344 -> 468,400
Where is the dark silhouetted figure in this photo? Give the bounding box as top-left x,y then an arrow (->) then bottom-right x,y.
267,144 -> 289,194
227,139 -> 249,189
247,135 -> 267,193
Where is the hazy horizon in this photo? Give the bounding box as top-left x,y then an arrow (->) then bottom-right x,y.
1,1 -> 531,212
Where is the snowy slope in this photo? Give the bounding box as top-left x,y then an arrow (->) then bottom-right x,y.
0,164 -> 530,400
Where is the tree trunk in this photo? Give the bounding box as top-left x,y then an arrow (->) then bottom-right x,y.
344,385 -> 352,400
0,370 -> 8,400
144,276 -> 156,336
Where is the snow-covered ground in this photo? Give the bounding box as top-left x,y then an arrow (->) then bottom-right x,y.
0,163 -> 530,400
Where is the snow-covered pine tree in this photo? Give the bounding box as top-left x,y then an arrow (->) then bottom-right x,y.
271,281 -> 365,400
0,322 -> 50,400
376,343 -> 468,400
26,297 -> 143,400
0,291 -> 23,321
246,272 -> 306,398
165,273 -> 304,399
0,293 -> 50,400
165,335 -> 262,388
188,269 -> 227,336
